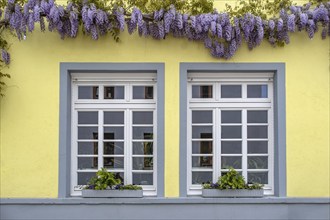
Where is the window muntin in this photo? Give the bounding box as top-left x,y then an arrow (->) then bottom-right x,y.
187,76 -> 274,196
72,75 -> 157,196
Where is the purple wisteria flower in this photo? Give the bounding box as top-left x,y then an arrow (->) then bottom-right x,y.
216,23 -> 222,38
269,19 -> 275,31
164,5 -> 175,33
1,50 -> 10,65
307,19 -> 316,38
8,0 -> 15,5
288,14 -> 295,32
299,13 -> 308,28
277,18 -> 283,31
204,37 -> 212,49
115,7 -> 125,31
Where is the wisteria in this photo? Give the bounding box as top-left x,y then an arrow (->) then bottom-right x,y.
0,0 -> 330,66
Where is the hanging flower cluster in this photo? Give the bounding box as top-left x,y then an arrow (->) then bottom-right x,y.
0,0 -> 329,64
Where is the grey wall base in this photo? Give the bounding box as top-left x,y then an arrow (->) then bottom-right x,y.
1,198 -> 329,220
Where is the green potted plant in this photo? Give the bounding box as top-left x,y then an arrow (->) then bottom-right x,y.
81,168 -> 143,198
202,168 -> 264,198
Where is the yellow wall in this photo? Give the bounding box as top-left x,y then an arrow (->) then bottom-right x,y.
0,24 -> 329,198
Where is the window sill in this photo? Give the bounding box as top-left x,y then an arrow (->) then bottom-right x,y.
1,197 -> 328,205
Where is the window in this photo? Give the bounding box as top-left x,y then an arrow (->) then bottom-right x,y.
59,63 -> 164,198
187,73 -> 274,195
179,63 -> 286,197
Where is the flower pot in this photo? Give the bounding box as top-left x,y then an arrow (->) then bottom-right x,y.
82,189 -> 143,198
202,189 -> 264,198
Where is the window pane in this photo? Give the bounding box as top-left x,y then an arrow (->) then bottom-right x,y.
247,110 -> 268,123
104,112 -> 124,125
192,141 -> 212,154
221,85 -> 241,98
133,157 -> 153,170
104,127 -> 124,140
133,86 -> 153,99
192,156 -> 213,168
221,156 -> 242,169
78,112 -> 98,124
103,142 -> 124,155
133,142 -> 153,155
78,172 -> 96,185
192,85 -> 213,98
78,157 -> 98,170
78,127 -> 98,140
192,172 -> 212,184
133,111 -> 153,125
248,141 -> 268,154
78,142 -> 98,155
248,156 -> 268,169
103,157 -> 124,169
133,173 -> 153,185
133,127 -> 153,139
192,111 -> 212,123
221,126 -> 241,139
114,172 -> 124,183
247,85 -> 268,98
247,126 -> 268,138
104,86 -> 124,99
78,86 -> 98,99
221,141 -> 242,154
192,126 -> 213,139
221,110 -> 241,123
248,172 -> 268,184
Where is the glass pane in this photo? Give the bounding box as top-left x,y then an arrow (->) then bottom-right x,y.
133,86 -> 153,99
115,172 -> 124,183
104,127 -> 124,140
192,126 -> 212,139
78,86 -> 99,99
248,141 -> 268,154
247,110 -> 268,123
221,156 -> 242,169
103,142 -> 124,155
103,157 -> 124,169
104,86 -> 124,99
247,85 -> 268,98
133,111 -> 153,125
221,126 -> 241,139
248,156 -> 268,169
78,172 -> 96,185
192,111 -> 213,123
192,172 -> 212,184
248,126 -> 268,138
78,142 -> 98,155
133,157 -> 153,170
78,112 -> 98,124
192,156 -> 213,168
192,85 -> 213,98
133,142 -> 153,155
78,127 -> 98,140
221,141 -> 242,154
248,172 -> 268,184
104,112 -> 124,125
133,173 -> 153,185
133,127 -> 153,140
221,85 -> 241,98
192,141 -> 212,154
221,110 -> 241,123
78,157 -> 98,169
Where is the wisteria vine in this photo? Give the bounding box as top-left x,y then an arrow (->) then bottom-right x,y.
0,0 -> 329,95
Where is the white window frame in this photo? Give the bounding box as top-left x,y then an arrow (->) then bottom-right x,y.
70,73 -> 157,197
186,72 -> 274,196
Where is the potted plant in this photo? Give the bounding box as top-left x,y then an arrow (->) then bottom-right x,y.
202,168 -> 264,198
81,168 -> 143,198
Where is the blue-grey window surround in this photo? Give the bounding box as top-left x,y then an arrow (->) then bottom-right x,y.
59,63 -> 165,198
179,63 -> 286,197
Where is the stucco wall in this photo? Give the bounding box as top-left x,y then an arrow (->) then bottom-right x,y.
0,19 -> 329,197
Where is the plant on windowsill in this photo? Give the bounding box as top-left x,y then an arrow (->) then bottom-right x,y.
81,168 -> 143,198
202,167 -> 264,198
